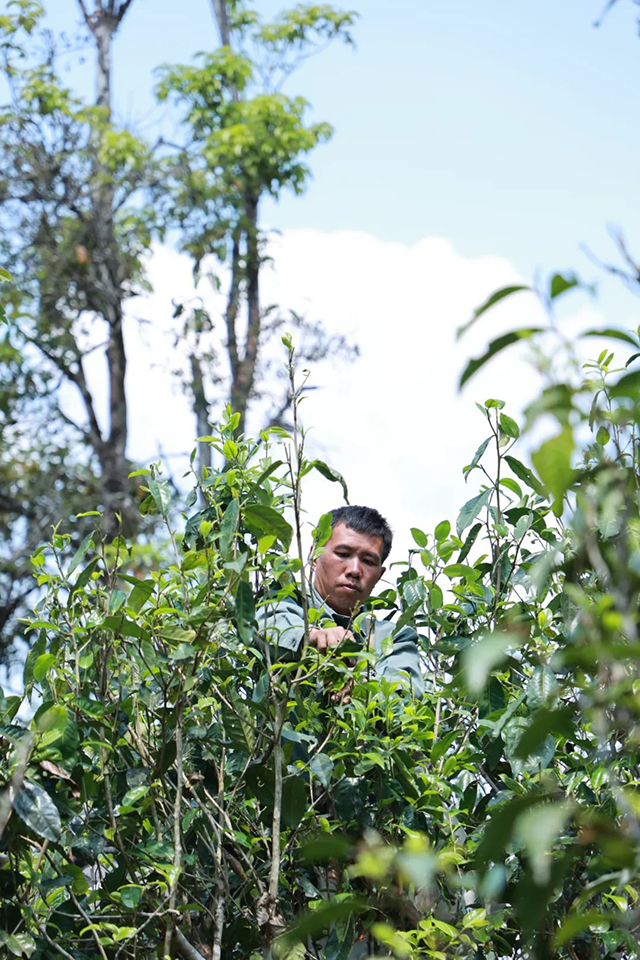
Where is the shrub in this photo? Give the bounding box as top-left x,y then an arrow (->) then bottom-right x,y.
2,316 -> 640,959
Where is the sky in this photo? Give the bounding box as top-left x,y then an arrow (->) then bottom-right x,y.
29,0 -> 640,562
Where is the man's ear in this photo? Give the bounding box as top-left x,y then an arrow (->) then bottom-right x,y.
376,566 -> 386,584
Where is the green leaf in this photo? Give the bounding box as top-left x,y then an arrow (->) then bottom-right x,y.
581,327 -> 638,347
459,328 -> 543,389
554,911 -> 616,947
32,654 -> 55,682
118,885 -> 143,909
457,488 -> 492,537
456,284 -> 530,340
549,272 -> 580,299
0,267 -> 12,282
0,931 -> 36,958
428,582 -> 443,609
431,730 -> 459,764
69,557 -> 100,601
127,579 -> 155,613
370,923 -> 411,959
35,705 -> 68,747
410,527 -> 428,548
309,753 -> 333,788
252,673 -> 269,703
531,427 -> 574,516
463,437 -> 491,479
169,642 -> 196,661
609,368 -> 640,399
102,615 -> 147,639
282,776 -> 307,829
244,503 -> 293,550
300,833 -> 352,864
514,707 -> 575,758
526,666 -> 558,710
514,801 -> 571,883
67,533 -> 93,577
475,794 -> 542,867
458,523 -> 482,562
219,499 -> 239,557
108,589 -> 126,614
504,455 -> 546,496
434,520 -> 450,542
12,780 -> 62,842
500,413 -> 520,438
148,477 -> 171,518
23,633 -> 46,687
500,477 -> 522,497
312,460 -> 349,503
443,563 -> 478,581
112,927 -> 137,942
223,438 -> 238,459
279,897 -> 366,947
159,626 -> 195,644
235,580 -> 255,643
462,631 -> 522,693
257,534 -> 276,555
120,785 -> 149,807
248,460 -> 284,492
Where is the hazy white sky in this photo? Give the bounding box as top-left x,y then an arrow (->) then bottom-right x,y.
42,0 -> 640,561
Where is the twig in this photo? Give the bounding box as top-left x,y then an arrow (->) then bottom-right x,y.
174,927 -> 207,960
37,925 -> 76,960
212,748 -> 226,960
268,700 -> 286,904
164,700 -> 184,956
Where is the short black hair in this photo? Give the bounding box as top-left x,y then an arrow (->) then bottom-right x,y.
328,505 -> 393,563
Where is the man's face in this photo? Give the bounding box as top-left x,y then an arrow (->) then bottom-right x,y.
313,523 -> 386,615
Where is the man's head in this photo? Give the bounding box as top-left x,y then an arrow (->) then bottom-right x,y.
312,505 -> 392,615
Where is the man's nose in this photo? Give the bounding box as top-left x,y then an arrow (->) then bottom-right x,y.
345,556 -> 362,578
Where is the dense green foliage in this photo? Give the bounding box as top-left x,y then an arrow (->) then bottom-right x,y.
2,293 -> 640,958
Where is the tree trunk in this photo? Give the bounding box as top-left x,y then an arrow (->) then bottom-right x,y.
77,1 -> 137,531
210,0 -> 261,435
229,191 -> 261,435
190,352 -> 212,481
211,0 -> 232,47
92,17 -> 113,112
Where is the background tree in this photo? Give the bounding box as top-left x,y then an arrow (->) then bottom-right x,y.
156,0 -> 359,451
0,0 -> 154,531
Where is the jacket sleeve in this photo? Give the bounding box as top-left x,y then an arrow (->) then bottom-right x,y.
375,624 -> 424,697
260,596 -> 306,656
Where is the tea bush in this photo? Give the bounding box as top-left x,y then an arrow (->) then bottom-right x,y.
2,304 -> 640,959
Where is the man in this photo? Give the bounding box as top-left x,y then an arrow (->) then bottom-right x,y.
265,505 -> 424,696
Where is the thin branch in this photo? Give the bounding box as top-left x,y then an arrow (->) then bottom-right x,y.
163,700 -> 184,956
268,699 -> 286,904
212,748 -> 226,960
76,0 -> 92,29
174,928 -> 207,960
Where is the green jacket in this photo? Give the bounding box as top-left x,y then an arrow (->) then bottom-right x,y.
262,585 -> 424,696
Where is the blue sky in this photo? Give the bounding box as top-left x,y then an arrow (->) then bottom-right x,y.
47,0 -> 640,278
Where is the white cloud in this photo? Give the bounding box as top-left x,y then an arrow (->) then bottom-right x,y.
65,228 -> 607,566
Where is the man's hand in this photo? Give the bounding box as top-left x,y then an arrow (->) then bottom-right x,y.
309,627 -> 355,705
308,626 -> 354,654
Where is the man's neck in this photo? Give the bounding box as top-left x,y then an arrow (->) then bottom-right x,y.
310,582 -> 360,625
